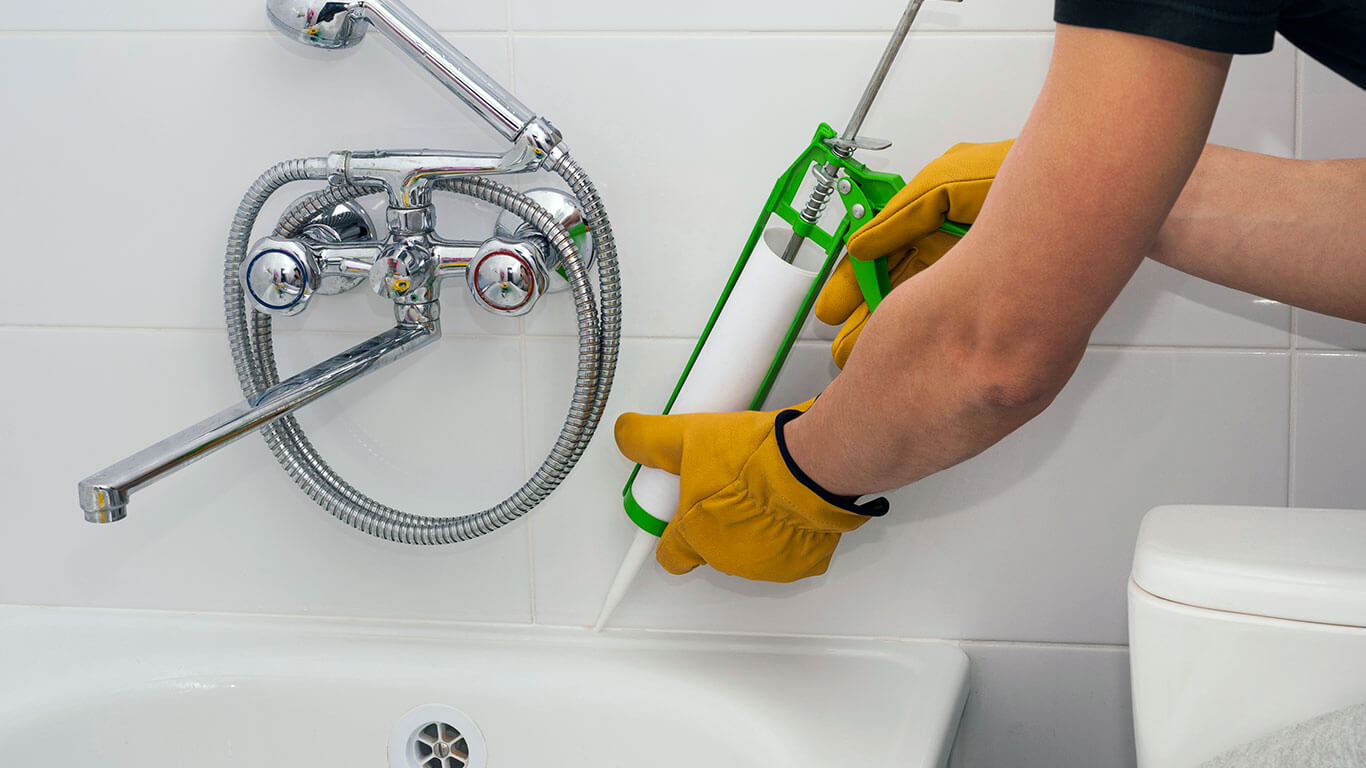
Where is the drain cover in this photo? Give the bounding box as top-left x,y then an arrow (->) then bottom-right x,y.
389,705 -> 487,768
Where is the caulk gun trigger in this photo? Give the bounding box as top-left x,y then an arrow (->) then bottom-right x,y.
825,136 -> 893,154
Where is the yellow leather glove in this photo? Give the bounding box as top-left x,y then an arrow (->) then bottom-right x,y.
614,400 -> 888,583
814,139 -> 1013,368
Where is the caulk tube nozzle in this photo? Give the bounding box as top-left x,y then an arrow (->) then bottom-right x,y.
593,527 -> 660,631
594,469 -> 675,632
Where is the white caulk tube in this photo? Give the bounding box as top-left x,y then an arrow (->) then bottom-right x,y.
594,230 -> 820,630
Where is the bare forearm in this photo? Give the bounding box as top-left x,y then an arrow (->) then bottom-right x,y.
1153,144 -> 1366,322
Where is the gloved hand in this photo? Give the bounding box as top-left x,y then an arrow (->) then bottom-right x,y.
614,400 -> 888,582
814,139 -> 1013,368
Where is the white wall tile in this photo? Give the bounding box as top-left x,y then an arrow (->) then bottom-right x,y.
1296,310 -> 1366,351
1,0 -> 506,32
511,0 -> 1054,31
514,33 -> 1052,339
270,330 -> 532,515
0,34 -> 513,332
1292,353 -> 1366,509
0,326 -> 534,622
526,342 -> 1289,643
523,337 -> 695,626
949,643 -> 1136,768
1209,39 -> 1296,157
1299,55 -> 1366,161
1091,261 -> 1290,348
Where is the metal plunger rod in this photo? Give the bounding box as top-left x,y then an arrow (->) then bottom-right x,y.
779,0 -> 933,263
841,0 -> 927,142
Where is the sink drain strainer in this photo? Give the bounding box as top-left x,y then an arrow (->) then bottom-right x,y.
388,705 -> 487,768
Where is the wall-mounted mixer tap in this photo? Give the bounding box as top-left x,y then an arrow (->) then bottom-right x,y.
79,1 -> 621,544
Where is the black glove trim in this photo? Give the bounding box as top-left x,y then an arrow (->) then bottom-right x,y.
774,409 -> 889,518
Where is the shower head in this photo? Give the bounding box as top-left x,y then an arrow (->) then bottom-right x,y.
264,0 -> 539,142
266,1 -> 367,49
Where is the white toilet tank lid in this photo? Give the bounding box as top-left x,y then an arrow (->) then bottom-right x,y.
1132,505 -> 1366,628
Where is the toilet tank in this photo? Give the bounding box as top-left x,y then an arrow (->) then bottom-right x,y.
1128,505 -> 1366,768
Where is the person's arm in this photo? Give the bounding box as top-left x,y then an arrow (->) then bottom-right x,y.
785,23 -> 1233,495
1150,144 -> 1366,323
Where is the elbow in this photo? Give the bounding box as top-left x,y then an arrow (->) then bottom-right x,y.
977,370 -> 1063,413
967,341 -> 1083,415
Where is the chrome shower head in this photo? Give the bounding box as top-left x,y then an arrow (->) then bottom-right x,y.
266,1 -> 367,49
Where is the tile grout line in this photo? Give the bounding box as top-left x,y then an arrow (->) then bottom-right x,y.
491,28 -> 1056,38
0,323 -> 519,339
10,324 -> 1365,359
0,28 -> 508,37
506,17 -> 539,626
520,321 -> 538,625
1294,50 -> 1305,161
579,625 -> 1131,650
1287,52 -> 1302,507
1288,311 -> 1299,507
2,603 -> 1132,650
8,324 -> 1364,360
0,27 -> 1055,38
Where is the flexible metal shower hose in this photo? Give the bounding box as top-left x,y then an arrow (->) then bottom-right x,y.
223,155 -> 620,543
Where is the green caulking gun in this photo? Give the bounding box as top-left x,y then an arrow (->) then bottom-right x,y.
594,0 -> 969,630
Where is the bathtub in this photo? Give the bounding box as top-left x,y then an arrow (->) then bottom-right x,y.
0,604 -> 968,767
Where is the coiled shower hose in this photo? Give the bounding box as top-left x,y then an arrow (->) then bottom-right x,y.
223,155 -> 620,544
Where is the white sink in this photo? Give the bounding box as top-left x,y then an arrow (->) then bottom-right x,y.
0,604 -> 968,767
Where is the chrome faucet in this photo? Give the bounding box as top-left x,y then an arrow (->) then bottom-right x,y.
79,1 -> 621,545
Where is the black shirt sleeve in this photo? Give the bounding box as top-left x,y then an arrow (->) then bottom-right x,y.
1054,0 -> 1284,54
1054,0 -> 1366,90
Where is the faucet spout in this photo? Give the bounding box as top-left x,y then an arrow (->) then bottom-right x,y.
78,320 -> 439,523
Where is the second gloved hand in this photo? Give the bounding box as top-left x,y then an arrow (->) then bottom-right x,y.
814,139 -> 1013,367
615,400 -> 888,583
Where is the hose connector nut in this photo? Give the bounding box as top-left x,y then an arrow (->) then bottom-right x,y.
516,117 -> 564,164
467,236 -> 547,316
242,236 -> 319,316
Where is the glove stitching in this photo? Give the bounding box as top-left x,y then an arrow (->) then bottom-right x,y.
731,475 -> 824,534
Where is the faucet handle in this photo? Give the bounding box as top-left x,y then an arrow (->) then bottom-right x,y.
242,237 -> 318,316
466,236 -> 547,316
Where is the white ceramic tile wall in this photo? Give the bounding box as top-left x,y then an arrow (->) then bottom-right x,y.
950,643 -> 1137,768
1297,310 -> 1366,351
1299,55 -> 1366,161
1,3 -> 1360,767
1293,354 -> 1366,510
